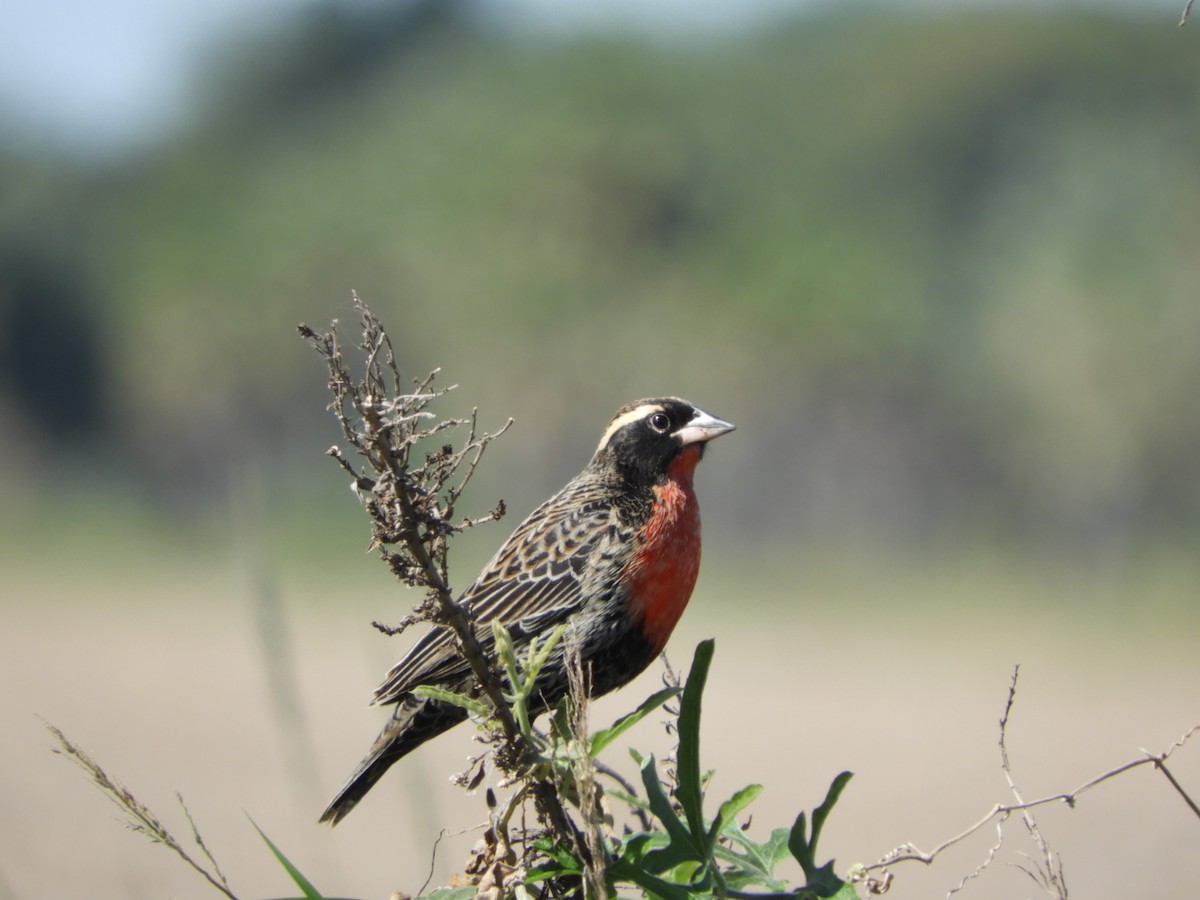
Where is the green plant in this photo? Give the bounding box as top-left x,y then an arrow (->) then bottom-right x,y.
526,638 -> 859,900
252,635 -> 858,900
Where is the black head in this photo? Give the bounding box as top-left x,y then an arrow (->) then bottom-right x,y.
590,397 -> 735,488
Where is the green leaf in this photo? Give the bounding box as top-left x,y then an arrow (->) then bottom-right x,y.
607,855 -> 695,900
708,782 -> 763,847
810,771 -> 853,854
787,772 -> 855,898
489,621 -> 533,732
711,849 -> 787,893
806,862 -> 849,898
550,696 -> 572,741
675,639 -> 715,841
825,883 -> 863,900
607,787 -> 651,812
491,621 -> 520,685
249,816 -> 324,900
589,686 -> 681,757
420,887 -> 477,900
717,823 -> 793,875
709,823 -> 788,892
638,754 -> 695,857
411,685 -> 490,718
523,623 -> 567,691
636,754 -> 716,885
762,826 -> 795,868
526,841 -> 583,883
615,829 -> 666,865
789,807 -> 816,880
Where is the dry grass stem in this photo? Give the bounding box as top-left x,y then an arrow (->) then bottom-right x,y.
44,721 -> 239,900
566,636 -> 608,899
178,792 -> 234,894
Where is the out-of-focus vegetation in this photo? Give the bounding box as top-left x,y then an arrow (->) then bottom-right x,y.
2,1 -> 1198,564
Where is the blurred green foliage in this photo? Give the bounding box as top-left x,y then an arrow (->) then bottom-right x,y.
1,3 -> 1198,554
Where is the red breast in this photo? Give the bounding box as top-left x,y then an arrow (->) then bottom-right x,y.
625,444 -> 705,654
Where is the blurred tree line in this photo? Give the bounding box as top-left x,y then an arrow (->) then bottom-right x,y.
1,1 -> 1197,556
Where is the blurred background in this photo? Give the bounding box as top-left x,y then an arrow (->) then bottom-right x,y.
3,0 -> 1198,898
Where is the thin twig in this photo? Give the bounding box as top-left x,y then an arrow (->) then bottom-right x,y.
999,666 -> 1066,898
946,820 -> 1006,897
864,710 -> 1200,874
1181,0 -> 1195,26
418,828 -> 448,897
446,410 -> 515,518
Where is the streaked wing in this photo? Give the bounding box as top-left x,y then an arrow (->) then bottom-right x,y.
372,476 -> 617,704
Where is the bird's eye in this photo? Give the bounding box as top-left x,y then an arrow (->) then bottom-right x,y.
648,411 -> 671,433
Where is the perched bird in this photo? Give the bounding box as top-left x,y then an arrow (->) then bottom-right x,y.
320,397 -> 734,825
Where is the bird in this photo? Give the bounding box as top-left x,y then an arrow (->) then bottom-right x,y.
320,397 -> 734,825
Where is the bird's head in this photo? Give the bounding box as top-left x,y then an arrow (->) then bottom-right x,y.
591,397 -> 735,488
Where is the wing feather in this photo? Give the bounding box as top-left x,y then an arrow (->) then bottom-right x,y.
371,475 -> 620,705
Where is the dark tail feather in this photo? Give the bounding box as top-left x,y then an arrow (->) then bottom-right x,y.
318,744 -> 397,826
320,697 -> 467,826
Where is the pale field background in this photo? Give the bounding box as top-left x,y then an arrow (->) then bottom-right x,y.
4,534 -> 1197,900
3,5 -> 1199,899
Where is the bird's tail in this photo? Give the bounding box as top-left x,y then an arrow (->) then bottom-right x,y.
319,696 -> 467,826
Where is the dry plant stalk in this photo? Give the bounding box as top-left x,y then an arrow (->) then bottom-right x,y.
998,666 -> 1067,898
297,294 -> 516,738
301,296 -> 595,890
566,637 -> 608,899
44,722 -> 239,900
858,666 -> 1200,898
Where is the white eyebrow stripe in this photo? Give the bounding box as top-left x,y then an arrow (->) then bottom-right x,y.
595,402 -> 665,452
